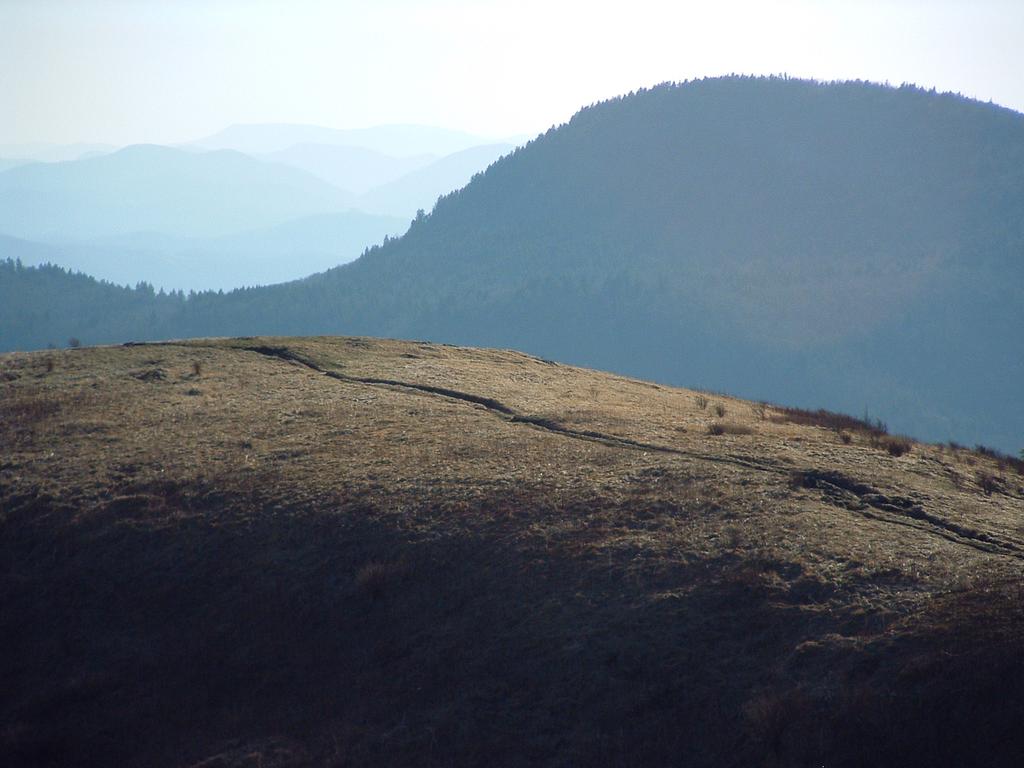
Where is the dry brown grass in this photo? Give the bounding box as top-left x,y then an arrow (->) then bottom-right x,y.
976,471 -> 1004,496
0,387 -> 101,440
766,403 -> 917,457
707,421 -> 753,436
0,391 -> 62,427
872,434 -> 914,457
975,443 -> 1024,475
0,336 -> 1021,768
769,404 -> 887,436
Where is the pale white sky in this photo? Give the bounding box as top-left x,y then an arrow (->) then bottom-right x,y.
2,0 -> 1022,146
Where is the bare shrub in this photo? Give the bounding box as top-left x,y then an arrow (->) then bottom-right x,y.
976,471 -> 1003,496
713,403 -> 727,418
708,422 -> 752,436
770,405 -> 887,437
875,435 -> 913,457
694,394 -> 708,410
973,445 -> 1024,476
839,431 -> 853,444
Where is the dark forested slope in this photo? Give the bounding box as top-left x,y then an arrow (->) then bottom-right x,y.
3,77 -> 1023,450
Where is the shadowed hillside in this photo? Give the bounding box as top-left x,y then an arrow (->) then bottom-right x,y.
2,77 -> 1023,451
1,337 -> 1022,767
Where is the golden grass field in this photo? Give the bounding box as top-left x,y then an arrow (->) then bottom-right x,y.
2,337 -> 1022,767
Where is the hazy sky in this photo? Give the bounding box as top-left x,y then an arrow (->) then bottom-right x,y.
3,0 -> 1022,146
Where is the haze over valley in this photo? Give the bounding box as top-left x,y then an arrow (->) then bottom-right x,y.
0,125 -> 516,290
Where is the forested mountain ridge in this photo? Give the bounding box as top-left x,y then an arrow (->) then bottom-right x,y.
3,77 -> 1023,451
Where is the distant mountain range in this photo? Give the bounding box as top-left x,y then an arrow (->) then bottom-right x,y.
2,78 -> 1022,452
0,211 -> 407,292
0,125 -> 515,289
0,141 -> 117,163
354,143 -> 515,218
257,144 -> 437,194
0,159 -> 31,173
0,144 -> 354,240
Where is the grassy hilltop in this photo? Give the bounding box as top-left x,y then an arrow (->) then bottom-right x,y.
2,337 -> 1022,767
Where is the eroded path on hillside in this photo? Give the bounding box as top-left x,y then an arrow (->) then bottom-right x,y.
175,338 -> 1024,565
